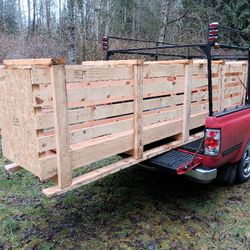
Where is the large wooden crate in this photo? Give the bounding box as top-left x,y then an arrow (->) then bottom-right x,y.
1,58 -> 247,196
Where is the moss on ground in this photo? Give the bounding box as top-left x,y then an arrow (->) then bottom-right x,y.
0,142 -> 249,250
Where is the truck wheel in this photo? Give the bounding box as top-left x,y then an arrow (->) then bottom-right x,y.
216,164 -> 237,186
236,141 -> 250,183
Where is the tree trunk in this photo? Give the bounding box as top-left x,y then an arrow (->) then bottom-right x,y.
59,0 -> 62,26
0,0 -> 4,32
94,0 -> 101,43
158,0 -> 170,44
67,0 -> 76,64
27,0 -> 31,34
45,0 -> 51,33
32,0 -> 36,35
104,0 -> 110,35
18,0 -> 22,31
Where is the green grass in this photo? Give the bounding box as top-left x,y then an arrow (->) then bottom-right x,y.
0,143 -> 249,250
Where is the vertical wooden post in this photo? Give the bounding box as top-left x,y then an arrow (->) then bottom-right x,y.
51,64 -> 72,189
133,60 -> 144,159
241,63 -> 247,104
182,60 -> 193,142
218,61 -> 225,112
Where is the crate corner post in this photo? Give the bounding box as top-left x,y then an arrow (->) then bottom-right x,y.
50,63 -> 72,189
182,59 -> 193,142
133,60 -> 144,160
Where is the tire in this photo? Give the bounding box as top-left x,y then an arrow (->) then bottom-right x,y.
236,141 -> 250,183
216,163 -> 237,186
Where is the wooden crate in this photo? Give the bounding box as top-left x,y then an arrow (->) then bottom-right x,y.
1,58 -> 247,197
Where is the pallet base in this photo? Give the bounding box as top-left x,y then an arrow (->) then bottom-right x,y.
43,132 -> 203,197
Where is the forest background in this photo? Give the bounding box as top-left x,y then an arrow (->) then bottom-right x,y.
0,0 -> 249,64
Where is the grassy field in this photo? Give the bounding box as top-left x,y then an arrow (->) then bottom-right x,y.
0,143 -> 249,250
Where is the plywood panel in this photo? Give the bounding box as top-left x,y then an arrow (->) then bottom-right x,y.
1,68 -> 41,177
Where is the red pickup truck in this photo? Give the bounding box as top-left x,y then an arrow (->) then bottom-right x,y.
103,23 -> 250,186
143,23 -> 250,185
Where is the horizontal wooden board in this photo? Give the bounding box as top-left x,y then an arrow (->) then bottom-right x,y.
65,64 -> 134,83
143,63 -> 186,78
4,58 -> 64,67
33,81 -> 135,108
82,60 -> 142,66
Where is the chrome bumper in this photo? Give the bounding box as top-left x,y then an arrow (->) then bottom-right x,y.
183,167 -> 217,184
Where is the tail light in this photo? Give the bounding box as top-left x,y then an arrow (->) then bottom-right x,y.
205,128 -> 221,156
208,22 -> 219,44
102,36 -> 109,51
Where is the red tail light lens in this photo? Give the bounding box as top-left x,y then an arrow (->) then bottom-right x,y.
205,129 -> 221,156
209,30 -> 218,36
209,22 -> 219,29
209,36 -> 218,42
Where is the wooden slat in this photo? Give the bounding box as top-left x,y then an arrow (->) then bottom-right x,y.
223,95 -> 243,108
82,60 -> 140,66
65,64 -> 134,83
43,131 -> 204,197
133,61 -> 144,159
143,63 -> 186,78
33,82 -> 134,108
4,58 -> 64,67
50,65 -> 72,188
144,60 -> 189,65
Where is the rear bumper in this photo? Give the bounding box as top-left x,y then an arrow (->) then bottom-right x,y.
183,167 -> 217,184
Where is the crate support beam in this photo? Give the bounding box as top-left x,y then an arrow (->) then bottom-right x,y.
133,60 -> 144,159
182,60 -> 193,142
218,61 -> 225,112
51,65 -> 72,189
